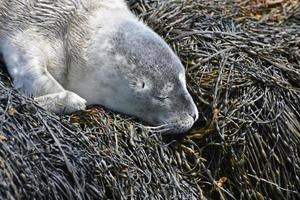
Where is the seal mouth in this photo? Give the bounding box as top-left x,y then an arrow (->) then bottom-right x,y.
147,116 -> 196,135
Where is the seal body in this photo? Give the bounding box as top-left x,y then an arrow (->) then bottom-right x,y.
0,0 -> 198,134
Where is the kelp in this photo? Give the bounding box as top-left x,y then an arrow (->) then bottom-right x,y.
0,0 -> 299,199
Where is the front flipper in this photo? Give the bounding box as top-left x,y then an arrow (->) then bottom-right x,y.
35,91 -> 86,114
1,32 -> 87,114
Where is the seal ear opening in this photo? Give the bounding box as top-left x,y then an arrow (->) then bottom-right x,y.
132,79 -> 149,91
130,78 -> 145,89
141,82 -> 145,89
136,81 -> 146,89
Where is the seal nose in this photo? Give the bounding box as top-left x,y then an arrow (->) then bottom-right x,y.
188,110 -> 199,122
190,112 -> 198,121
182,93 -> 199,122
187,100 -> 199,122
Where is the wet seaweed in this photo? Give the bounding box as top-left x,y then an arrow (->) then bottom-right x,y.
0,0 -> 300,199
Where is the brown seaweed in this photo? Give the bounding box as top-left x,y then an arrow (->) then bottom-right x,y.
0,0 -> 299,199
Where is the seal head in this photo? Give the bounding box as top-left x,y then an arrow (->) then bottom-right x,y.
85,20 -> 198,134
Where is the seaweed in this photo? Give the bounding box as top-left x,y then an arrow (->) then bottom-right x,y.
0,0 -> 299,199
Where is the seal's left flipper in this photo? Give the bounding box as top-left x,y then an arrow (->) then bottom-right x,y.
35,91 -> 86,114
1,32 -> 64,96
1,32 -> 87,113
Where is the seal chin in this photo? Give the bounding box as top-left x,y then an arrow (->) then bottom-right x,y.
149,113 -> 198,135
169,121 -> 195,135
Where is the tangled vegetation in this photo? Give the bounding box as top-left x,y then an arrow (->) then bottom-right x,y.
0,0 -> 299,199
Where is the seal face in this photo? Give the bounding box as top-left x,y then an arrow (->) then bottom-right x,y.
0,0 -> 198,134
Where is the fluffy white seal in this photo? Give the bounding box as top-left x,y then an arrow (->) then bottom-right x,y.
0,0 -> 198,134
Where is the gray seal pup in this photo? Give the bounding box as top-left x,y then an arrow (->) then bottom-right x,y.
0,0 -> 198,134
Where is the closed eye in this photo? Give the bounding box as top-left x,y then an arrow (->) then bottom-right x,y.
155,96 -> 169,101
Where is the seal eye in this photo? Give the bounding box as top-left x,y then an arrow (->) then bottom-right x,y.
155,96 -> 169,101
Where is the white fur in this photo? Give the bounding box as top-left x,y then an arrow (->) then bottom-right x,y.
0,0 -> 134,113
0,0 -> 199,133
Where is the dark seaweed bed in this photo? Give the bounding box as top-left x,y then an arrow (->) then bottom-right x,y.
0,0 -> 299,199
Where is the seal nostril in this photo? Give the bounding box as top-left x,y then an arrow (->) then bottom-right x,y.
188,112 -> 198,121
193,113 -> 198,121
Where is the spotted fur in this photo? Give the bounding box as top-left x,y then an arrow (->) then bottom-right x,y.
0,0 -> 198,134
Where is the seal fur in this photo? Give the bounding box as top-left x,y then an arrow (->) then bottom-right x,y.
0,0 -> 198,134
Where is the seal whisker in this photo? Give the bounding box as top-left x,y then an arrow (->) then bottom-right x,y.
144,124 -> 170,130
146,124 -> 174,134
